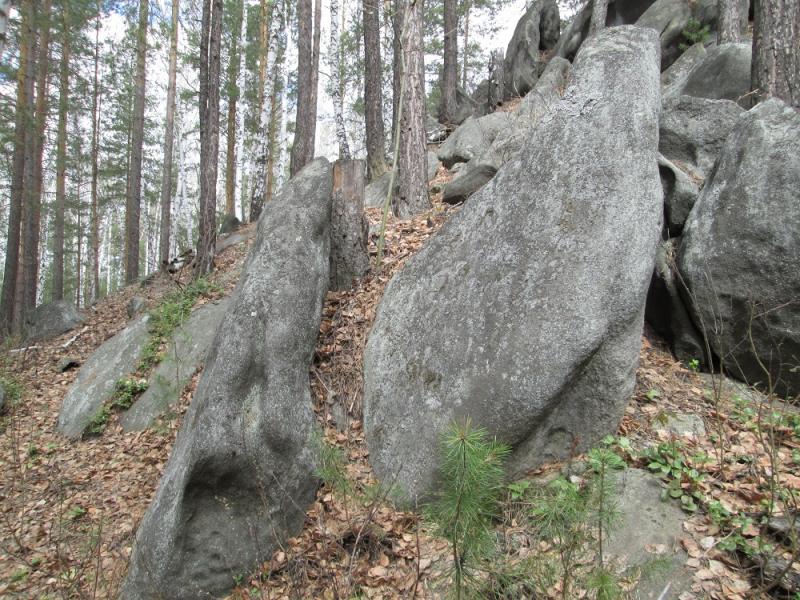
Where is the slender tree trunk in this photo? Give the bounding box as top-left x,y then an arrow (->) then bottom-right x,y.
265,0 -> 286,203
439,0 -> 458,124
234,0 -> 247,218
224,0 -> 243,218
53,2 -> 71,301
1,0 -> 34,333
392,0 -> 403,141
751,0 -> 799,107
159,0 -> 179,269
590,0 -> 609,34
125,0 -> 148,284
195,0 -> 223,278
395,0 -> 429,218
290,0 -> 315,175
461,1 -> 470,90
21,0 -> 53,315
363,0 -> 387,180
330,0 -> 350,158
0,0 -> 10,63
719,0 -> 748,42
73,110 -> 83,306
89,0 -> 101,303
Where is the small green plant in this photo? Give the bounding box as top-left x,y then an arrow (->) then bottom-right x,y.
586,448 -> 625,599
642,441 -> 705,512
427,419 -> 510,599
679,18 -> 710,50
313,432 -> 353,511
507,480 -> 531,501
645,388 -> 660,401
85,406 -> 111,436
111,377 -> 149,410
687,358 -> 700,373
67,505 -> 87,521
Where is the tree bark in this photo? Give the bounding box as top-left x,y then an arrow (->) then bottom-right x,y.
290,0 -> 314,176
195,0 -> 223,278
330,0 -> 350,159
590,0 -> 609,34
53,1 -> 71,301
125,0 -> 148,284
461,0 -> 470,90
224,0 -> 243,218
265,0 -> 287,202
330,159 -> 369,291
751,0 -> 800,107
363,0 -> 387,180
89,0 -> 101,303
718,0 -> 748,42
159,0 -> 180,269
0,0 -> 10,63
439,0 -> 458,125
1,0 -> 34,333
395,0 -> 429,218
392,0 -> 403,142
20,0 -> 53,314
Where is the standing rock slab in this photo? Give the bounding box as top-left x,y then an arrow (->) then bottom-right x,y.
121,158 -> 333,600
57,315 -> 151,439
119,298 -> 231,431
679,99 -> 800,398
23,300 -> 85,344
661,42 -> 707,101
503,0 -> 560,98
363,26 -> 663,503
635,0 -> 691,69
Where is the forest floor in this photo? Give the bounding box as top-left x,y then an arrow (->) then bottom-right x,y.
2,170 -> 799,599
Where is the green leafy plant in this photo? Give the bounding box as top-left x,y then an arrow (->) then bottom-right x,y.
111,377 -> 149,410
427,419 -> 510,599
85,406 -> 111,436
313,431 -> 354,513
507,480 -> 531,502
642,441 -> 705,512
687,358 -> 700,373
679,18 -> 710,51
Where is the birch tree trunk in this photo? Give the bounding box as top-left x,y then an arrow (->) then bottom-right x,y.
224,0 -> 243,218
53,2 -> 71,301
0,0 -> 10,60
461,1 -> 470,90
329,0 -> 351,158
751,0 -> 799,107
125,0 -> 148,284
590,0 -> 609,34
89,0 -> 101,303
392,0 -> 403,141
363,0 -> 387,180
159,0 -> 180,269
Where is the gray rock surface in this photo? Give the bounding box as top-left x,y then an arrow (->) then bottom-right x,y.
363,26 -> 663,502
427,151 -> 440,181
219,213 -> 242,235
442,163 -> 497,204
365,171 -> 391,208
437,112 -> 513,168
215,226 -> 255,253
659,94 -> 744,179
503,0 -> 560,98
635,0 -> 691,69
57,315 -> 151,439
426,113 -> 448,143
609,469 -> 691,599
680,42 -> 752,106
646,239 -> 706,364
654,412 -> 706,437
23,301 -> 85,344
121,159 -> 333,600
126,296 -> 147,319
679,99 -> 800,398
658,154 -> 699,234
120,299 -> 230,431
661,42 -> 707,102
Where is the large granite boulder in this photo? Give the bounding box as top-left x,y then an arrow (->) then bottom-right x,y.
363,26 -> 663,502
658,154 -> 699,235
119,298 -> 230,431
659,95 -> 744,179
437,112 -> 513,168
57,315 -> 151,439
679,99 -> 800,398
503,0 -> 560,98
23,300 -> 85,344
121,159 -> 333,599
365,172 -> 391,208
679,43 -> 752,106
635,0 -> 692,69
661,42 -> 707,101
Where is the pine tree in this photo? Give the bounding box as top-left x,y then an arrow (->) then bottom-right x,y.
751,0 -> 799,107
159,0 -> 180,269
362,0 -> 388,180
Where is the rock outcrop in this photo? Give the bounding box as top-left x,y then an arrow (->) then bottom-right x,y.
679,43 -> 752,106
679,99 -> 800,398
437,112 -> 513,169
121,159 -> 333,599
23,301 -> 85,344
503,0 -> 560,98
658,154 -> 699,235
363,26 -> 663,502
661,42 -> 707,101
635,0 -> 691,69
57,315 -> 151,439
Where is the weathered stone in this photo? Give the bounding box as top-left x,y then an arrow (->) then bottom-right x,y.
427,151 -> 441,181
658,154 -> 699,235
442,163 -> 497,204
635,0 -> 691,69
654,412 -> 706,437
437,112 -> 513,168
120,298 -> 231,431
425,113 -> 448,143
219,213 -> 242,235
659,95 -> 744,179
679,99 -> 800,398
365,171 -> 391,208
329,159 -> 369,291
503,0 -> 560,98
126,296 -> 147,319
121,159 -> 333,599
215,226 -> 255,253
57,315 -> 151,439
363,26 -> 663,502
57,357 -> 81,372
661,42 -> 707,102
23,301 -> 85,344
680,42 -> 752,106
646,239 -> 706,365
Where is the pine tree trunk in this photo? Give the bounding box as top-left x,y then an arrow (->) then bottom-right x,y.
719,0 -> 747,42
89,0 -> 101,303
392,0 -> 403,141
363,0 -> 387,180
395,0 -> 429,218
1,0 -> 34,334
159,0 -> 179,269
439,0 -> 458,125
591,0 -> 609,34
751,0 -> 799,107
73,111 -> 83,306
330,0 -> 351,159
290,0 -> 316,176
224,0 -> 243,218
195,0 -> 223,278
53,2 -> 71,302
126,0 -> 148,284
21,0 -> 53,316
